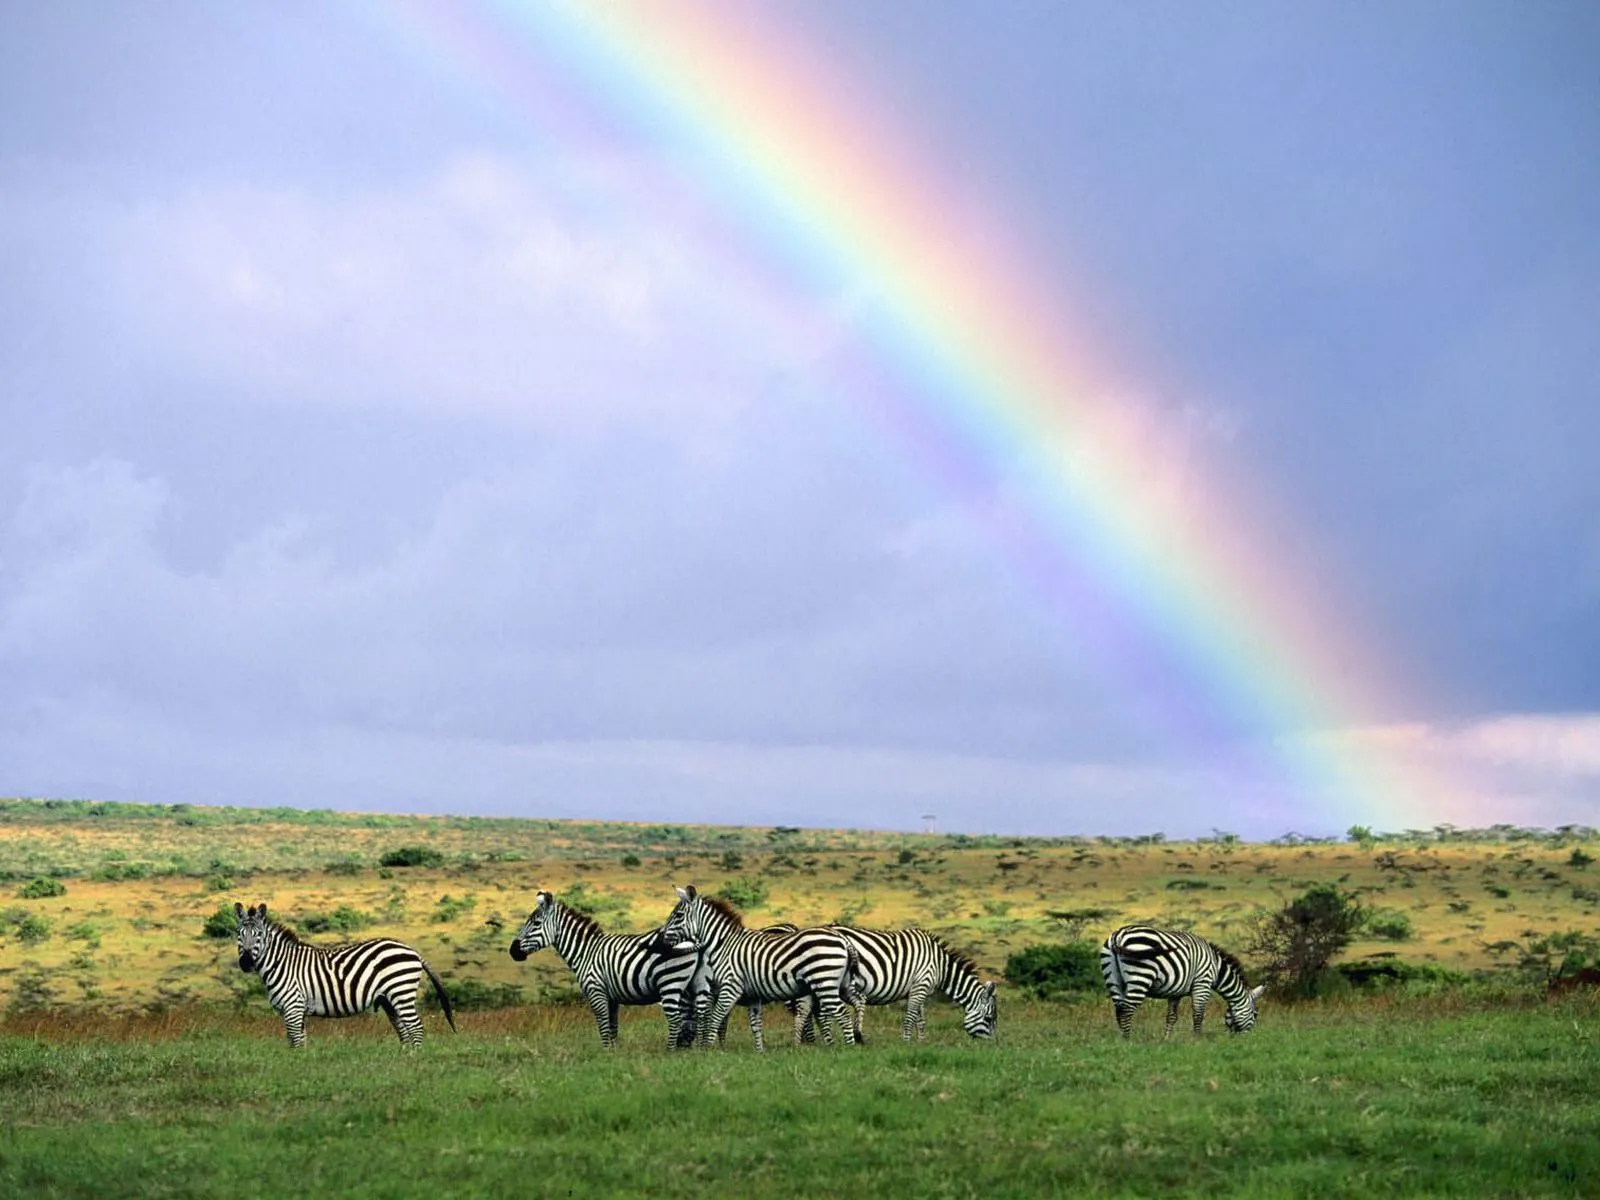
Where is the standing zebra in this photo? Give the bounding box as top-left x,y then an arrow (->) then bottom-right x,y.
1099,924 -> 1264,1038
508,890 -> 701,1049
233,902 -> 456,1048
658,885 -> 860,1051
796,926 -> 997,1042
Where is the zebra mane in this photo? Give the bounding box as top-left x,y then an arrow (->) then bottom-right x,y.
701,894 -> 745,928
552,899 -> 606,936
1213,944 -> 1249,983
939,939 -> 981,981
264,915 -> 303,945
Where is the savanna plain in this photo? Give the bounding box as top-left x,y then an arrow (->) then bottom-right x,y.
2,799 -> 1598,1197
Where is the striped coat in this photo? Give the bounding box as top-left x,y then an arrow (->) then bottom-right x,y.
798,925 -> 996,1041
509,890 -> 701,1048
233,902 -> 456,1048
659,885 -> 860,1051
1099,924 -> 1264,1037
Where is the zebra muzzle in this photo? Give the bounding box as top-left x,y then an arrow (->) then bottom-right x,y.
508,939 -> 529,961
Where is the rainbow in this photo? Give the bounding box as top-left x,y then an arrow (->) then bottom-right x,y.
378,2 -> 1482,833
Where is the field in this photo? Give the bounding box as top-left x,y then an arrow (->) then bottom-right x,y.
3,997 -> 1599,1197
3,800 -> 1600,1196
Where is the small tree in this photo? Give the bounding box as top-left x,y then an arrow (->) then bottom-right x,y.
1247,883 -> 1366,998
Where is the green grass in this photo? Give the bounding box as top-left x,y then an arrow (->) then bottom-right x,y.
4,996 -> 1598,1197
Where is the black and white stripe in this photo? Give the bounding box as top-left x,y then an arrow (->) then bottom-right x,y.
799,926 -> 997,1041
659,885 -> 860,1051
509,890 -> 700,1049
1100,924 -> 1263,1038
233,902 -> 456,1048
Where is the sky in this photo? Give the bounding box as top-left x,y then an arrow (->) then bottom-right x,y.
1,1 -> 1596,838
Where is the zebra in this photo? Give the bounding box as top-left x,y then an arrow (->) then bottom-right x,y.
658,885 -> 860,1051
1099,924 -> 1264,1038
683,922 -> 811,1045
508,890 -> 701,1049
795,926 -> 997,1042
233,902 -> 456,1048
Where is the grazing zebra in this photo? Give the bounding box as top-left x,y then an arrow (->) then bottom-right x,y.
508,890 -> 701,1049
233,902 -> 456,1048
659,886 -> 860,1051
1099,924 -> 1264,1038
796,926 -> 997,1042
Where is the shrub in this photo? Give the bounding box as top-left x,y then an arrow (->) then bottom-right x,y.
379,846 -> 445,868
325,857 -> 364,876
557,882 -> 631,925
17,877 -> 66,899
620,853 -> 642,869
717,877 -> 769,912
1004,943 -> 1103,1000
202,905 -> 240,939
300,906 -> 374,935
1363,909 -> 1414,941
1336,956 -> 1471,991
431,894 -> 478,923
1569,848 -> 1594,870
423,977 -> 526,1011
1246,883 -> 1366,998
717,850 -> 744,872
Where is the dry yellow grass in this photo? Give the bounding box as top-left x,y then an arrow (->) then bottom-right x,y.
2,801 -> 1596,1012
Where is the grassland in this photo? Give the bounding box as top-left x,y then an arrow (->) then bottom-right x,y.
3,799 -> 1598,1014
3,995 -> 1599,1197
3,801 -> 1600,1196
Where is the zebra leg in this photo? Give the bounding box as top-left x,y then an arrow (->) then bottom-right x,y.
903,983 -> 932,1042
376,994 -> 423,1047
748,1002 -> 766,1053
281,999 -> 308,1049
818,991 -> 856,1046
1163,998 -> 1182,1039
1191,987 -> 1211,1035
1114,998 -> 1138,1038
790,996 -> 811,1045
585,987 -> 618,1048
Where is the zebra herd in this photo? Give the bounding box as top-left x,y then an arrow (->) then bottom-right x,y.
233,895 -> 1260,1049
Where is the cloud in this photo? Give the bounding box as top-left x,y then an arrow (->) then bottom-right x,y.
91,154 -> 813,436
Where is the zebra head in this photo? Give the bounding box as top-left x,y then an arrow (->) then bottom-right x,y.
1224,984 -> 1266,1033
962,979 -> 999,1039
508,891 -> 558,962
235,902 -> 270,974
658,885 -> 706,950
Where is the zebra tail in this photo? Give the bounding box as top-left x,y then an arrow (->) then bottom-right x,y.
422,959 -> 458,1032
845,940 -> 866,1046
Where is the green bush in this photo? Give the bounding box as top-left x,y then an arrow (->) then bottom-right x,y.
17,877 -> 67,899
423,977 -> 526,1011
379,846 -> 445,868
716,877 -> 769,911
1246,883 -> 1367,998
202,905 -> 240,939
1004,942 -> 1103,1000
431,894 -> 478,923
1337,956 -> 1471,991
1364,909 -> 1414,941
300,906 -> 374,935
7,911 -> 52,944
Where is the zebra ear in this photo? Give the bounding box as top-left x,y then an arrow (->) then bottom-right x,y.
259,902 -> 267,918
1250,985 -> 1265,1001
675,885 -> 693,901
536,891 -> 552,908
234,902 -> 245,917
984,980 -> 997,996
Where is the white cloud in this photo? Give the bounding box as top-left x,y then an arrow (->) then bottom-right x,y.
101,154 -> 804,436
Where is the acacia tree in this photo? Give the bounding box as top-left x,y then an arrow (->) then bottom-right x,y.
1246,883 -> 1366,998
